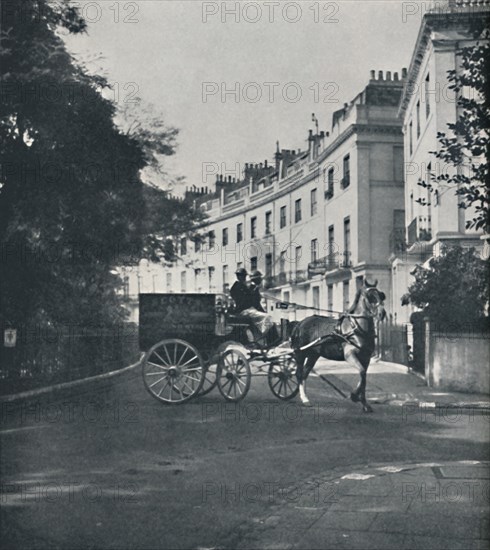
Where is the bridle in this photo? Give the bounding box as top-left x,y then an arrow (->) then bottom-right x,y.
337,288 -> 385,342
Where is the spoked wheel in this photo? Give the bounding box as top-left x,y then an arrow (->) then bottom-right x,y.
268,355 -> 299,400
217,348 -> 251,402
198,362 -> 218,396
142,339 -> 204,404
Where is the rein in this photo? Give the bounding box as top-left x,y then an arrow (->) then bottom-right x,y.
262,291 -> 377,320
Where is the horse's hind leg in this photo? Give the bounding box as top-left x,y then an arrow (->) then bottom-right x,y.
344,349 -> 373,413
294,352 -> 307,406
296,353 -> 318,407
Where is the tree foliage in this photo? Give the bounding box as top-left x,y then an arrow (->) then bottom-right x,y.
0,0 -> 202,330
419,19 -> 490,232
402,246 -> 489,326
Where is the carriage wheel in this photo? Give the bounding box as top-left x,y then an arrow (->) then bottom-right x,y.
198,362 -> 218,396
268,355 -> 299,400
142,339 -> 204,404
217,348 -> 251,402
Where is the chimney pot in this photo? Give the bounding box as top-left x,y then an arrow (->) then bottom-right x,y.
378,70 -> 384,80
264,160 -> 268,167
386,71 -> 391,80
402,68 -> 407,78
394,72 -> 399,81
228,175 -> 232,182
370,70 -> 375,79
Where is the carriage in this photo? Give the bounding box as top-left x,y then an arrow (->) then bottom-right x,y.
139,293 -> 299,404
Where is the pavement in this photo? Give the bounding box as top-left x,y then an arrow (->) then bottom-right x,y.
311,357 -> 490,411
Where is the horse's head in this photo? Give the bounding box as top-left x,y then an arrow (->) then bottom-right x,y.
360,279 -> 386,321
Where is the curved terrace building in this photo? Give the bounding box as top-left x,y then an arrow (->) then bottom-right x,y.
126,70 -> 407,324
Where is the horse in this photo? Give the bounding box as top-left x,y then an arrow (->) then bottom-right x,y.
290,280 -> 386,413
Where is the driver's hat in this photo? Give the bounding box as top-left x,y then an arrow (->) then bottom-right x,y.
235,267 -> 248,276
250,270 -> 263,281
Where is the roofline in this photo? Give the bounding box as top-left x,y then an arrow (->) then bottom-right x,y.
398,9 -> 490,118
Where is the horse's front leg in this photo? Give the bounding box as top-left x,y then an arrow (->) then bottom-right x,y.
344,347 -> 373,413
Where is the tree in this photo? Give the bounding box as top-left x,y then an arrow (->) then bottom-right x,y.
419,18 -> 490,232
0,0 -> 202,333
402,246 -> 489,327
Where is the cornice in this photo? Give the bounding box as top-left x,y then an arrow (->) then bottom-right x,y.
195,125 -> 400,229
399,9 -> 489,117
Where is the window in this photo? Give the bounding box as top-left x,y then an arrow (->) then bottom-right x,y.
222,265 -> 228,291
326,167 -> 334,198
209,230 -> 215,248
181,271 -> 186,293
236,223 -> 243,243
208,266 -> 215,291
356,275 -> 364,290
283,291 -> 290,305
341,155 -> 350,189
251,216 -> 257,238
194,268 -> 202,292
310,188 -> 317,216
222,227 -> 228,246
236,262 -> 243,272
250,256 -> 258,272
311,239 -> 318,262
312,286 -> 320,310
343,281 -> 350,311
327,284 -> 333,311
265,253 -> 272,278
295,246 -> 302,273
180,237 -> 187,256
166,273 -> 172,293
295,199 -> 302,223
265,211 -> 272,235
122,276 -> 129,298
280,206 -> 287,228
279,251 -> 286,274
328,225 -> 335,256
416,100 -> 420,138
409,121 -> 413,156
425,73 -> 431,118
343,217 -> 351,266
194,239 -> 201,253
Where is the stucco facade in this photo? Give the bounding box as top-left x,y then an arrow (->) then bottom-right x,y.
391,2 -> 488,324
124,72 -> 406,323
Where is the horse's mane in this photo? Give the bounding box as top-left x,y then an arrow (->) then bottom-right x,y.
347,289 -> 362,313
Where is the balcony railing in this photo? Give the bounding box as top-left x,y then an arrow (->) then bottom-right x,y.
341,251 -> 352,268
264,272 -> 288,289
324,189 -> 334,200
307,251 -> 352,277
293,270 -> 308,284
340,175 -> 350,189
407,216 -> 432,246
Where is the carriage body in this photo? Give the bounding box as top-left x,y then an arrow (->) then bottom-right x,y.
139,292 -> 299,405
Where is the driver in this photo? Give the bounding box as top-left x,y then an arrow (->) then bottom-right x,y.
241,271 -> 279,346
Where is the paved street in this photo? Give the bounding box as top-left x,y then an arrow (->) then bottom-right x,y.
1,363 -> 489,549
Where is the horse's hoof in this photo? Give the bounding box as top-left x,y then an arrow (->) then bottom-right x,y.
301,400 -> 312,408
350,392 -> 360,403
363,404 -> 374,413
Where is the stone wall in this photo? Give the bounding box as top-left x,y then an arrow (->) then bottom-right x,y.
426,325 -> 490,394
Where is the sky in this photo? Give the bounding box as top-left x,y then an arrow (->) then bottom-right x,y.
64,0 -> 426,193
